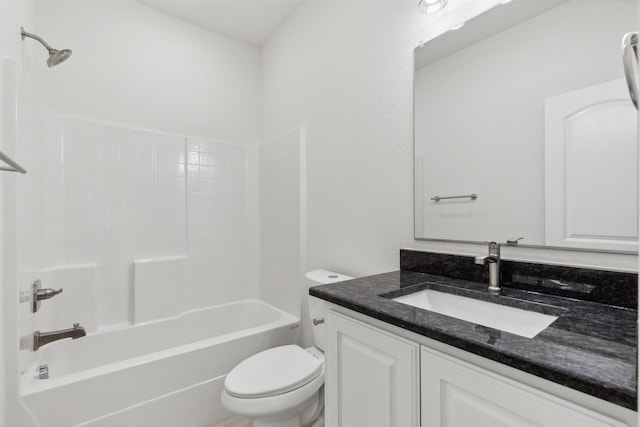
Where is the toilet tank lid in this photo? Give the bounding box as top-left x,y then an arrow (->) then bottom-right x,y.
306,270 -> 353,284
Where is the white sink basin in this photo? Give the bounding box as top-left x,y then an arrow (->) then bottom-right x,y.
392,289 -> 559,338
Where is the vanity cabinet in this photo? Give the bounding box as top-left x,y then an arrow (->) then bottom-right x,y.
325,310 -> 420,427
421,347 -> 628,427
326,309 -> 635,427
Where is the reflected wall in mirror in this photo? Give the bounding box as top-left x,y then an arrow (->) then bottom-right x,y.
414,0 -> 638,252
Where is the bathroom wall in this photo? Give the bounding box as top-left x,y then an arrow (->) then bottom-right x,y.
8,3 -> 263,320
32,0 -> 261,144
0,2 -> 40,425
10,0 -> 263,317
261,0 -> 638,277
260,128 -> 306,316
24,0 -> 263,327
1,2 -> 263,425
23,117 -> 258,329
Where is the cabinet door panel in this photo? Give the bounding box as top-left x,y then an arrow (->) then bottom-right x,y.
440,382 -> 543,427
421,347 -> 628,427
326,310 -> 420,427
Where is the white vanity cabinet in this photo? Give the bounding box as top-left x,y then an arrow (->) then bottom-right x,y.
325,310 -> 420,427
325,308 -> 636,427
421,346 -> 629,427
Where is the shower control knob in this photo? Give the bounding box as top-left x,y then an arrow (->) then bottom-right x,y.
31,280 -> 63,313
36,287 -> 63,300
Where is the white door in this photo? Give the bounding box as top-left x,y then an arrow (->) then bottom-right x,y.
545,78 -> 638,251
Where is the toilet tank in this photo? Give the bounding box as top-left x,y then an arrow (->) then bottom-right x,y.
306,270 -> 353,352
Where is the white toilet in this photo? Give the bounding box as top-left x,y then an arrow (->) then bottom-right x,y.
221,270 -> 353,427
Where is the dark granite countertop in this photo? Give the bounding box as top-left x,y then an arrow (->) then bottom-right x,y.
310,270 -> 637,410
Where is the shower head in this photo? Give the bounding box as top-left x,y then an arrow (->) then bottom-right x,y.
21,27 -> 72,68
47,49 -> 72,67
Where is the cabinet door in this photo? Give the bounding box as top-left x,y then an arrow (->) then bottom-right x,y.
421,346 -> 629,427
326,310 -> 420,427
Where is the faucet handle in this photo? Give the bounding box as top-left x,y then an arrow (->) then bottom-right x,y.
36,287 -> 63,300
32,280 -> 63,313
475,242 -> 500,264
506,236 -> 524,245
474,255 -> 488,265
488,241 -> 500,257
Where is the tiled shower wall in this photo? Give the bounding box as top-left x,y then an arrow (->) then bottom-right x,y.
17,112 -> 259,334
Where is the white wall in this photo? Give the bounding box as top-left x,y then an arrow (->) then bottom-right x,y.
11,0 -> 262,320
32,1 -> 261,144
261,0 -> 638,277
12,5 -> 263,321
1,2 -> 263,425
19,116 -> 258,331
260,129 -> 306,316
1,2 -> 40,425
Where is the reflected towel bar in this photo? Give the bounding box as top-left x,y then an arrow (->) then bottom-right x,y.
430,193 -> 477,202
0,149 -> 27,173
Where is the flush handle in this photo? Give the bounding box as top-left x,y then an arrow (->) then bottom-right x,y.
312,318 -> 325,326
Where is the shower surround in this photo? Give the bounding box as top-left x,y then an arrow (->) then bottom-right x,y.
9,99 -> 267,426
17,109 -> 260,357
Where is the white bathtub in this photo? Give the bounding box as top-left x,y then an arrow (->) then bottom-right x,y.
20,300 -> 300,427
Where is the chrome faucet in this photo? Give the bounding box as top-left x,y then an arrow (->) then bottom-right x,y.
474,242 -> 501,295
33,323 -> 86,351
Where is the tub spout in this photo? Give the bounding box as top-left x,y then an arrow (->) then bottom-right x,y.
33,323 -> 86,351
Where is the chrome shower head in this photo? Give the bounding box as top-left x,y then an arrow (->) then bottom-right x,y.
21,27 -> 72,68
47,49 -> 72,67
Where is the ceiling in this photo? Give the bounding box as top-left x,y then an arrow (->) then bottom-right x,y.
139,0 -> 305,47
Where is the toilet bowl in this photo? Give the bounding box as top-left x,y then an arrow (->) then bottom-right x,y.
220,270 -> 352,427
221,345 -> 325,427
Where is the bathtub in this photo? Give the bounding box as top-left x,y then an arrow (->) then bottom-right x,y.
20,300 -> 300,427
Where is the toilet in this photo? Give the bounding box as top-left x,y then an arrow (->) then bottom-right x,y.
221,270 -> 353,427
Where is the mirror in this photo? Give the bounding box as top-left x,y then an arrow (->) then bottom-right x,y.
414,0 -> 638,253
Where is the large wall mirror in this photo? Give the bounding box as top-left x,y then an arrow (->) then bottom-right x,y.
414,0 -> 638,253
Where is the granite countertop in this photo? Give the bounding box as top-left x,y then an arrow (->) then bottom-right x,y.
310,270 -> 638,410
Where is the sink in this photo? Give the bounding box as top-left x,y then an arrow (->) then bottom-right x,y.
392,289 -> 559,338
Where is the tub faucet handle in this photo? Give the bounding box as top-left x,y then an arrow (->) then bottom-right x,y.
36,287 -> 63,300
32,280 -> 63,313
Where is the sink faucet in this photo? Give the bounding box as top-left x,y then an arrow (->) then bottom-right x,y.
474,242 -> 501,295
33,323 -> 86,351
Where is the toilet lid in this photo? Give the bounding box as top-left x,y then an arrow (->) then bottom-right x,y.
225,345 -> 323,398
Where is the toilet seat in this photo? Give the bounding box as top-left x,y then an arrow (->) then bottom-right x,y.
221,366 -> 325,420
225,345 -> 323,399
